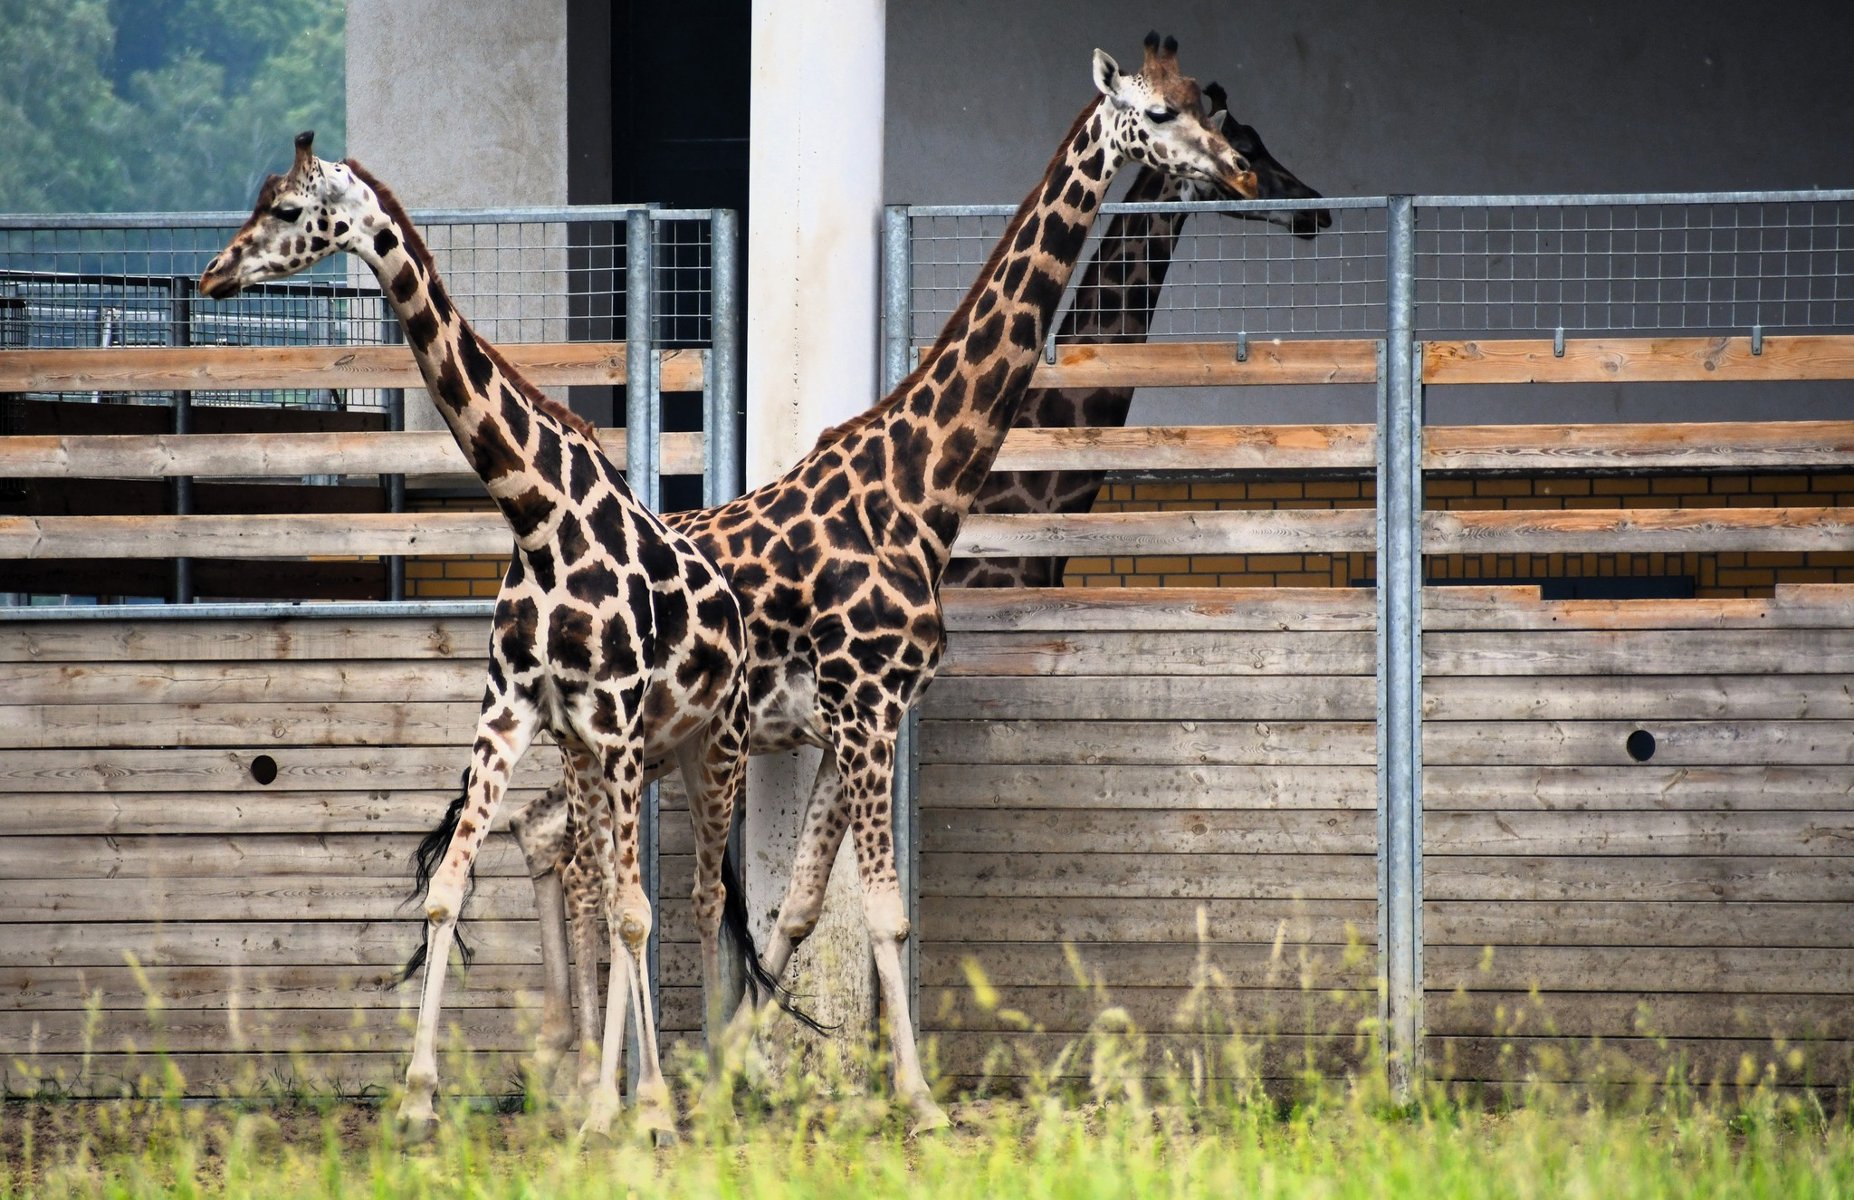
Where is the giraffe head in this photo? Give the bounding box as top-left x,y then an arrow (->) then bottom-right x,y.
1201,82 -> 1331,239
200,131 -> 370,298
1092,33 -> 1258,200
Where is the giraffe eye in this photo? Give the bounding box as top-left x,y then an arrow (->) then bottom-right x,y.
1148,107 -> 1179,124
272,204 -> 303,222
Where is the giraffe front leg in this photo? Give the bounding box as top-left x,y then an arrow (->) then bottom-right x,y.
397,704 -> 536,1139
843,729 -> 949,1135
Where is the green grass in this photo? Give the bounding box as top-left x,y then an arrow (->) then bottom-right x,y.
4,1055 -> 1850,1198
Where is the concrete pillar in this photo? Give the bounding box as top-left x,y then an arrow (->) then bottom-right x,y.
744,0 -> 888,1069
344,0 -> 569,431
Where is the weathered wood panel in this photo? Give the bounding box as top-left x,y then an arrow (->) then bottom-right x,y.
0,427 -> 706,480
1421,333 -> 1854,384
0,342 -> 704,393
1029,338 -> 1380,388
0,610 -> 706,1098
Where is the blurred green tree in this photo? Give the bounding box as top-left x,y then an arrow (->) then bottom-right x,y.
0,0 -> 344,213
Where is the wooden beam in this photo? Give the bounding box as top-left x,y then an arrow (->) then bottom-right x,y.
990,423 -> 1376,472
1425,506 -> 1854,554
940,586 -> 1377,632
1423,334 -> 1854,384
0,342 -> 705,393
1027,338 -> 1380,388
0,427 -> 707,479
0,511 -> 506,558
954,508 -> 1377,558
1425,419 -> 1854,471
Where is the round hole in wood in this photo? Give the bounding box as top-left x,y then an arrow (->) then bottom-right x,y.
1625,730 -> 1656,763
250,754 -> 279,785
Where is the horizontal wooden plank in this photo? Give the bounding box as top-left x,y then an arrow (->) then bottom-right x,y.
1426,674 -> 1854,721
1424,944 -> 1854,994
921,897 -> 1375,945
922,674 -> 1373,722
1,1050 -> 525,1098
1425,855 -> 1854,903
1426,1035 -> 1849,1085
1423,765 -> 1854,811
923,942 -> 1374,990
921,853 -> 1375,901
0,427 -> 706,480
0,833 -> 530,880
928,1031 -> 1365,1082
1426,628 -> 1854,675
989,423 -> 1376,472
0,659 -> 485,706
918,765 -> 1377,811
926,985 -> 1373,1036
0,700 -> 481,749
0,989 -> 708,1052
940,586 -> 1378,633
1029,338 -> 1381,388
1422,334 -> 1854,384
955,509 -> 1375,559
0,617 -> 492,664
1425,811 -> 1854,857
1421,584 -> 1854,631
0,343 -> 705,393
1424,419 -> 1854,472
0,920 -> 703,975
1425,990 -> 1854,1040
1425,719 -> 1854,768
0,962 -> 551,1011
918,719 -> 1376,767
1426,506 -> 1854,554
0,511 -> 510,559
940,631 -> 1375,677
1428,900 -> 1853,948
921,809 -> 1377,857
0,744 -> 563,793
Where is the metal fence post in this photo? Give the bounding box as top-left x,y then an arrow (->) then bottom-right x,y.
624,207 -> 661,1088
878,204 -> 921,1040
706,207 -> 745,1036
169,278 -> 194,604
1377,195 -> 1424,1095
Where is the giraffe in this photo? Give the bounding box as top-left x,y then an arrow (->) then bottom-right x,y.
493,33 -> 1258,1132
946,82 -> 1331,587
199,133 -> 752,1142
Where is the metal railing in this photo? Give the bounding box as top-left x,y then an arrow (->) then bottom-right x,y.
885,187 -> 1854,1092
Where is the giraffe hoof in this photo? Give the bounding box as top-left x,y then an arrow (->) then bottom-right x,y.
394,1103 -> 438,1145
578,1091 -> 621,1143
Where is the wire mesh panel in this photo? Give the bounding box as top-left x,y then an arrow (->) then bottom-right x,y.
906,197 -> 1389,348
1416,194 -> 1854,337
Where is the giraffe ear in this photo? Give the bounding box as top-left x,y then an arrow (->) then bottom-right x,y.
1092,49 -> 1126,106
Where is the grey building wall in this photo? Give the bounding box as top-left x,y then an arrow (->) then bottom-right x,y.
883,1 -> 1854,423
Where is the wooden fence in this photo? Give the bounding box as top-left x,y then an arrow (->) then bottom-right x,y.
3,328 -> 1854,1098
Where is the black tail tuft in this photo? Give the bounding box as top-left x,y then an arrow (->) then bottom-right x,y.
398,769 -> 476,984
721,842 -> 834,1035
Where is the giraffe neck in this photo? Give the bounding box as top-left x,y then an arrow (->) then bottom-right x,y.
882,98 -> 1127,551
347,174 -> 601,547
1058,166 -> 1190,347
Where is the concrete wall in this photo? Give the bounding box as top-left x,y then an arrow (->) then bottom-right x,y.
882,1 -> 1854,424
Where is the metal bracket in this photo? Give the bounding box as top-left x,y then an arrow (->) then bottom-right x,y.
1552,327 -> 1566,358
1235,330 -> 1249,363
1751,324 -> 1764,355
1044,327 -> 1057,365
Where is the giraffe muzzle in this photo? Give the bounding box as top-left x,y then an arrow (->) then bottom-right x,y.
198,254 -> 244,300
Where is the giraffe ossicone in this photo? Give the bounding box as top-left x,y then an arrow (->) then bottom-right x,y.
506,33 -> 1259,1135
202,134 -> 755,1143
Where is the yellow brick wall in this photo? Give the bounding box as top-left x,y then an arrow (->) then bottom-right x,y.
404,471 -> 1854,601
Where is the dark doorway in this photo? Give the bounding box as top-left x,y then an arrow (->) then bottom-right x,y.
568,0 -> 750,511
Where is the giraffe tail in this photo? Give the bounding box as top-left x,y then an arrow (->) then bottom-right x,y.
398,769 -> 477,983
721,842 -> 834,1035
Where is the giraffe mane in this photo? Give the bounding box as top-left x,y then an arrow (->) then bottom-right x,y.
811,97 -> 1109,456
345,159 -> 600,443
